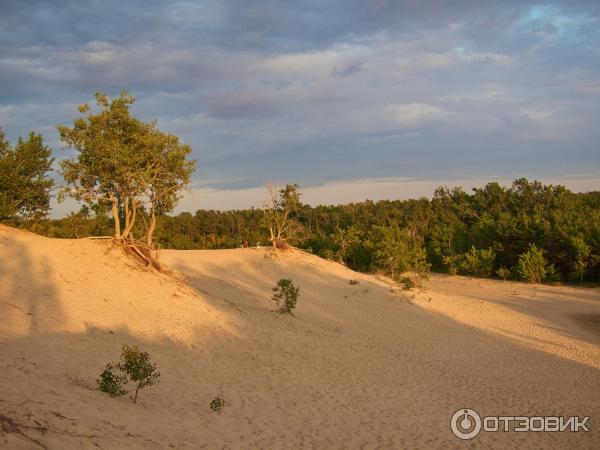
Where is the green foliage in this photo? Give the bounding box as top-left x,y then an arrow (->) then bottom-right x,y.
0,129 -> 54,221
209,396 -> 227,413
496,266 -> 511,281
331,226 -> 360,264
97,363 -> 128,397
399,276 -> 415,290
271,278 -> 300,315
263,184 -> 303,248
442,254 -> 461,275
516,244 -> 547,283
369,226 -> 430,280
570,236 -> 590,283
459,246 -> 496,278
58,92 -> 194,242
32,177 -> 600,284
119,344 -> 160,403
98,344 -> 160,403
545,263 -> 561,283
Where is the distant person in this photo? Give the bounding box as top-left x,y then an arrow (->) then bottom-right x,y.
243,240 -> 249,248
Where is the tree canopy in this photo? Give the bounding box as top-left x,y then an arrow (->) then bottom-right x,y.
57,92 -> 195,244
0,129 -> 54,222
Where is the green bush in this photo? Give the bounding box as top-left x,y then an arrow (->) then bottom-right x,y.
97,363 -> 127,397
97,344 -> 160,403
399,276 -> 415,290
442,254 -> 461,275
496,267 -> 511,281
460,246 -> 495,278
271,278 -> 300,315
209,396 -> 227,413
516,244 -> 547,283
119,344 -> 160,403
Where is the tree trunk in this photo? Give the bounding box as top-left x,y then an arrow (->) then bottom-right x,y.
124,196 -> 130,237
109,195 -> 121,239
123,197 -> 138,240
146,201 -> 156,246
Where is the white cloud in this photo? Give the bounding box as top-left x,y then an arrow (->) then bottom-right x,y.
388,103 -> 453,128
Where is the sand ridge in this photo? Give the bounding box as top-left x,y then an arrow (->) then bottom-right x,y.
1,225 -> 599,449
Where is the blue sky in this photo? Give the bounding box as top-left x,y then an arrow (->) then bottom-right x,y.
1,0 -> 599,213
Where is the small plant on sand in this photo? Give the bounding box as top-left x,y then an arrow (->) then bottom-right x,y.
119,344 -> 160,403
97,363 -> 128,397
399,276 -> 415,290
349,279 -> 359,285
209,396 -> 227,414
271,278 -> 299,315
97,344 -> 160,403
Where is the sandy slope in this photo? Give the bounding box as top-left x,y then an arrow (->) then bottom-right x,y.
0,225 -> 599,449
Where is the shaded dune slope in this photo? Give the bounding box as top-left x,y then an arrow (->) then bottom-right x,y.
1,225 -> 599,449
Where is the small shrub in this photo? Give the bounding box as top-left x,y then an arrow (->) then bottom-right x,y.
496,267 -> 511,281
271,278 -> 300,315
516,244 -> 547,283
399,276 -> 415,290
460,246 -> 495,278
442,254 -> 461,275
545,264 -> 561,282
97,363 -> 127,397
210,396 -> 227,413
119,344 -> 160,403
349,279 -> 359,285
97,344 -> 160,403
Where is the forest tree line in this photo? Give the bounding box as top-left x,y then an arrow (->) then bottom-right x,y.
31,179 -> 600,284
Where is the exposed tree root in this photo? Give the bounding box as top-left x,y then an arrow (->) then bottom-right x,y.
108,238 -> 162,270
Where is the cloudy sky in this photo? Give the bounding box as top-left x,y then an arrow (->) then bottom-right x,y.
1,0 -> 599,214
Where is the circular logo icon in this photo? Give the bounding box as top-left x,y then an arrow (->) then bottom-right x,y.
451,408 -> 482,440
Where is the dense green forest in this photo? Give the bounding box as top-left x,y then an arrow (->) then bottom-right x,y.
31,179 -> 600,284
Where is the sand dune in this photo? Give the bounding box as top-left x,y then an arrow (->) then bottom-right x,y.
1,225 -> 599,449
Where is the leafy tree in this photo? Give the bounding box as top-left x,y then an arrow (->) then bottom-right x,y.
118,344 -> 160,403
570,236 -> 590,283
263,183 -> 303,248
141,127 -> 195,246
331,225 -> 360,264
460,246 -> 495,278
370,226 -> 430,280
0,129 -> 54,221
97,344 -> 160,403
516,244 -> 547,283
58,92 -> 194,243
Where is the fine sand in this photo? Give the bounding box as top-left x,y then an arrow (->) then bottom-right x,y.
1,225 -> 599,449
